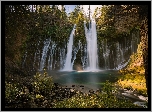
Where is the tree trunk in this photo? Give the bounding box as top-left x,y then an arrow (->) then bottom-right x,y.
140,18 -> 148,96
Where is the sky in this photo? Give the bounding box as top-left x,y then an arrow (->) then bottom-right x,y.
64,5 -> 76,14
29,5 -> 102,17
64,5 -> 102,17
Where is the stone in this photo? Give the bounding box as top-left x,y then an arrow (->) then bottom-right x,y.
70,88 -> 75,92
133,101 -> 147,108
138,95 -> 148,101
121,93 -> 139,99
72,85 -> 75,87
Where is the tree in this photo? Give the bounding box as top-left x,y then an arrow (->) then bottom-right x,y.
103,5 -> 149,95
140,18 -> 148,95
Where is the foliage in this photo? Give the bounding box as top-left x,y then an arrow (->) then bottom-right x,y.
117,42 -> 147,96
32,70 -> 54,96
53,81 -> 139,108
117,73 -> 147,96
5,81 -> 32,108
5,4 -> 149,108
5,81 -> 20,104
5,72 -> 141,108
5,71 -> 54,108
5,5 -> 148,75
127,42 -> 144,70
5,5 -> 73,75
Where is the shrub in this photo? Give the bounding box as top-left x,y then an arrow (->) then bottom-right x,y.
5,81 -> 20,104
5,81 -> 32,108
53,81 -> 139,108
117,73 -> 147,96
5,71 -> 54,108
32,71 -> 54,97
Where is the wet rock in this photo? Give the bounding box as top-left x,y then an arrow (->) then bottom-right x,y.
89,89 -> 94,94
122,93 -> 139,100
70,88 -> 75,92
123,90 -> 134,94
133,101 -> 147,108
80,85 -> 84,87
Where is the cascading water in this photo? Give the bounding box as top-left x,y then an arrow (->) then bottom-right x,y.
59,47 -> 66,70
39,38 -> 51,71
62,24 -> 76,71
80,43 -> 87,70
71,40 -> 81,67
26,5 -> 141,72
84,18 -> 99,71
102,39 -> 110,69
114,42 -> 126,70
47,41 -> 56,70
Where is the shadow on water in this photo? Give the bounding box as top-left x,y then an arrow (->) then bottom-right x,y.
47,70 -> 121,90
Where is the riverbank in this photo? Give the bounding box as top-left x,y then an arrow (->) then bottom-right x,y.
5,71 -> 148,108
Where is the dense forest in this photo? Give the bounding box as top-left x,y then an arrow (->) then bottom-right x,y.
4,4 -> 149,109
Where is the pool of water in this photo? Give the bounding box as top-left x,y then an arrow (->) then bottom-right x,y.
46,70 -> 147,103
48,70 -> 121,89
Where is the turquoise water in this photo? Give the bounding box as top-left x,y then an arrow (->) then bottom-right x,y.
49,70 -> 147,103
50,70 -> 121,89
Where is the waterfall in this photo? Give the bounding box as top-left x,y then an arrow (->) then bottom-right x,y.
47,41 -> 56,70
102,39 -> 110,69
84,19 -> 99,71
114,42 -> 126,70
59,46 -> 66,70
115,59 -> 130,70
39,38 -> 51,71
71,42 -> 81,67
62,24 -> 76,71
80,43 -> 87,70
26,6 -> 141,72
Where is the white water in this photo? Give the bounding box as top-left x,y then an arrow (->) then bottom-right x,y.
47,41 -> 56,70
84,19 -> 99,71
114,59 -> 130,70
59,47 -> 66,70
29,5 -> 140,72
102,39 -> 110,69
39,38 -> 51,71
71,41 -> 81,67
62,24 -> 76,71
